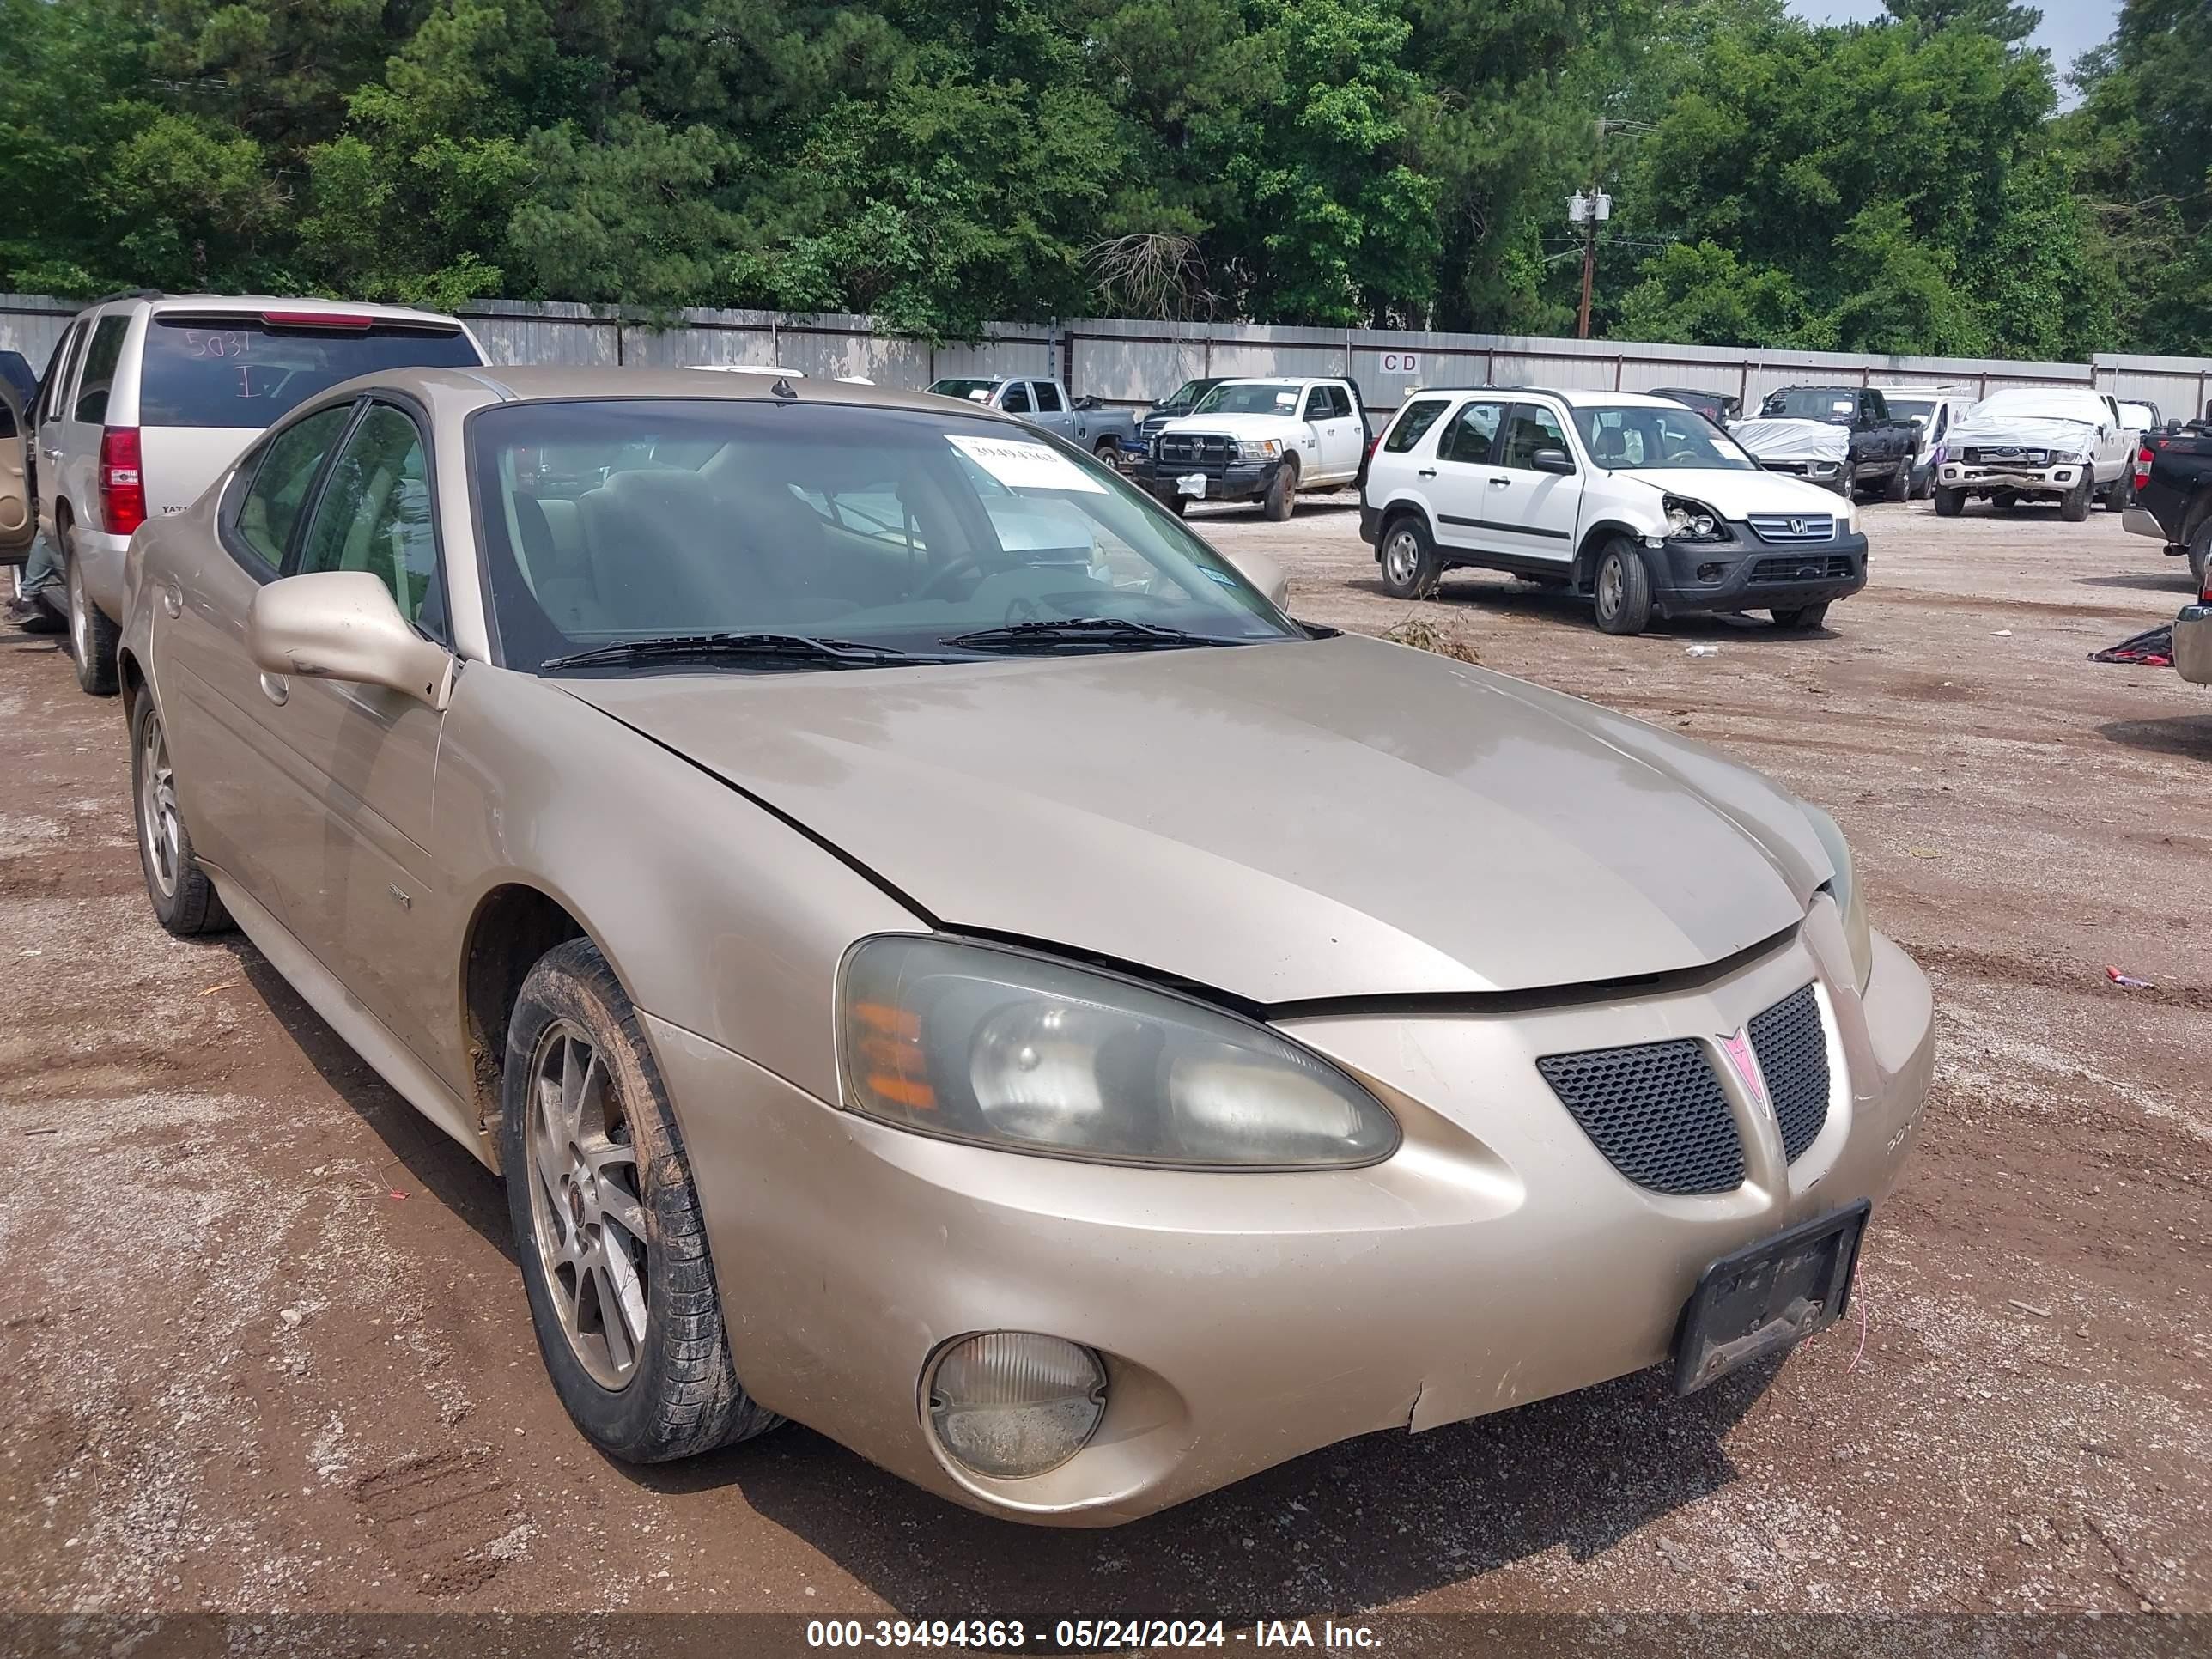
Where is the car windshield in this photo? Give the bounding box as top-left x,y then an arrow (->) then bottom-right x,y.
1887,398 -> 1936,425
1763,389 -> 1860,423
1160,380 -> 1212,408
139,316 -> 478,428
927,379 -> 999,401
1571,404 -> 1756,471
1193,383 -> 1302,416
471,399 -> 1304,673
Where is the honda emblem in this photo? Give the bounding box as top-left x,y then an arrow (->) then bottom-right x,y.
1787,516 -> 1806,536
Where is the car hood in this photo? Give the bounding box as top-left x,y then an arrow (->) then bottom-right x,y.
1946,413 -> 2098,452
1607,465 -> 1849,519
1157,410 -> 1304,440
556,635 -> 1828,1006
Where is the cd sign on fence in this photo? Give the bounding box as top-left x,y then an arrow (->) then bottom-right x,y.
1380,352 -> 1420,375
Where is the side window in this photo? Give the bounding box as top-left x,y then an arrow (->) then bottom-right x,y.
1384,399 -> 1449,454
1440,400 -> 1505,465
294,404 -> 444,635
72,317 -> 131,425
1032,381 -> 1063,414
1303,387 -> 1330,422
234,404 -> 354,573
1328,386 -> 1354,419
1863,392 -> 1887,422
40,322 -> 87,425
1500,404 -> 1572,470
1000,382 -> 1032,414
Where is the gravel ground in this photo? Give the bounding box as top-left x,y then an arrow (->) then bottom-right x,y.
0,496 -> 2207,1622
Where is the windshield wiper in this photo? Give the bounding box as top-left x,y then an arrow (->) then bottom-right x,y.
540,632 -> 926,672
941,617 -> 1248,653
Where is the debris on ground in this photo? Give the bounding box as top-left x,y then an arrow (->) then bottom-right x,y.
1382,615 -> 1480,663
2106,966 -> 2156,989
2089,624 -> 2174,666
1686,644 -> 1722,658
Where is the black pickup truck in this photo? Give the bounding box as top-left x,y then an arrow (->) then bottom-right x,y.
2124,406 -> 2212,588
1757,386 -> 1918,501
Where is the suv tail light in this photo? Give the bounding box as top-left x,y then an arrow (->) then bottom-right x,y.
100,426 -> 146,537
2134,444 -> 2154,491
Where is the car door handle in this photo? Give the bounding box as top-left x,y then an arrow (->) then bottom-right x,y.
1417,468 -> 1437,478
258,672 -> 289,706
1489,476 -> 1513,488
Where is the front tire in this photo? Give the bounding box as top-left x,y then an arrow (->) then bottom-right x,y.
64,527 -> 119,696
504,938 -> 781,1464
1592,538 -> 1653,635
2187,520 -> 2210,592
2104,471 -> 2133,511
1092,438 -> 1121,466
2059,474 -> 2093,522
1261,458 -> 1297,521
1882,457 -> 1909,503
1771,601 -> 1831,630
1933,487 -> 1964,518
130,694 -> 230,937
1377,517 -> 1442,599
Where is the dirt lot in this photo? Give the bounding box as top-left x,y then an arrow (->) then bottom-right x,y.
2,498 -> 2208,1623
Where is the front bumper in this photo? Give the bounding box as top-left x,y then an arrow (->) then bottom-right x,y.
1938,460 -> 2087,496
1133,455 -> 1286,507
647,906 -> 1934,1524
1647,528 -> 1869,616
2175,605 -> 2212,685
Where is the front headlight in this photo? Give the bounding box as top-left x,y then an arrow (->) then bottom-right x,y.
837,937 -> 1399,1168
1662,495 -> 1727,541
1801,805 -> 1873,992
1233,438 -> 1284,462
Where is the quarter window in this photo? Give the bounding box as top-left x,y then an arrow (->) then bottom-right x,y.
235,405 -> 353,573
1032,381 -> 1063,414
1383,399 -> 1449,454
72,317 -> 131,424
1440,401 -> 1505,464
40,322 -> 87,425
294,404 -> 445,636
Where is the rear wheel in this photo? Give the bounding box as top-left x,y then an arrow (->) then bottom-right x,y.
1770,601 -> 1831,630
1933,487 -> 1965,518
64,526 -> 119,696
1882,457 -> 1909,503
1592,538 -> 1653,635
1092,437 -> 1121,465
1261,458 -> 1297,521
2104,471 -> 2133,511
504,938 -> 782,1463
2188,520 -> 2210,592
131,694 -> 230,937
1377,517 -> 1443,599
2059,474 -> 2094,522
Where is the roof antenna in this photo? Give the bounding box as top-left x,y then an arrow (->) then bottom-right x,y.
770,377 -> 798,401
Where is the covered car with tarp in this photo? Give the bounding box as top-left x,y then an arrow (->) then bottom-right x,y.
1730,417 -> 1850,495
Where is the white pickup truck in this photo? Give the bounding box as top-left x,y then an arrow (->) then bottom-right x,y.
1934,387 -> 2143,520
924,376 -> 1142,460
1139,376 -> 1370,520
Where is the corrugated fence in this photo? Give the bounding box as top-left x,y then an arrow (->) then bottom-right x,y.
5,292 -> 2209,422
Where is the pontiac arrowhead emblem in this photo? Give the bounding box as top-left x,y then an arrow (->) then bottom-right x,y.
1716,1026 -> 1772,1118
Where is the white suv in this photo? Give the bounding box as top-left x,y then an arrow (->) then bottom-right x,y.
32,291 -> 485,694
1361,387 -> 1869,634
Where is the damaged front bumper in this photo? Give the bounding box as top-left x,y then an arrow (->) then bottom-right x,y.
1938,459 -> 2088,497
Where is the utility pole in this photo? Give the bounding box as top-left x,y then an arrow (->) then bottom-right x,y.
1577,118 -> 1607,341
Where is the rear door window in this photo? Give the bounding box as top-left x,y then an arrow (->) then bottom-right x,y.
72,317 -> 131,424
1499,404 -> 1572,469
139,316 -> 478,429
1033,381 -> 1063,414
40,322 -> 87,426
1439,400 -> 1505,465
234,405 -> 356,574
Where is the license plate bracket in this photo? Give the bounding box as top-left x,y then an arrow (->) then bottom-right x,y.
1673,1201 -> 1869,1395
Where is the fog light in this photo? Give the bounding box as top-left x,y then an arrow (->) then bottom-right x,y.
929,1333 -> 1107,1478
1696,562 -> 1723,581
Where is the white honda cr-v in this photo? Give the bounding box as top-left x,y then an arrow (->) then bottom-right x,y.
1360,387 -> 1868,635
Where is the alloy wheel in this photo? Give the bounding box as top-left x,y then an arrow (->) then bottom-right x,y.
137,708 -> 182,899
1597,556 -> 1624,617
68,550 -> 88,663
1383,530 -> 1419,589
526,1021 -> 649,1390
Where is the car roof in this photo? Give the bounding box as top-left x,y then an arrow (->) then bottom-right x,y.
363,364 -> 1024,419
83,293 -> 466,331
1403,386 -> 1693,410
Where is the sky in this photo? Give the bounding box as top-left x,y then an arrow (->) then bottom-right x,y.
1786,1 -> 2122,105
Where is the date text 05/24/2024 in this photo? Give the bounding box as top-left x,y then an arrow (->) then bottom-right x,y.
804,1619 -> 1382,1650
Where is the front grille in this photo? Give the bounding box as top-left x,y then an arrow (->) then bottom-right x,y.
1747,513 -> 1836,543
1155,432 -> 1234,469
1747,554 -> 1855,585
1537,1040 -> 1747,1196
1963,447 -> 2048,465
1749,985 -> 1829,1162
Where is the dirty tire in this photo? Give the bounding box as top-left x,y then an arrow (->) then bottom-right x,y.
2188,520 -> 2211,592
1933,486 -> 1965,518
1377,516 -> 1443,599
1261,458 -> 1297,522
1091,438 -> 1120,465
2059,474 -> 2093,523
503,938 -> 782,1464
1592,538 -> 1652,635
64,528 -> 119,696
1882,458 -> 1909,503
2104,471 -> 2132,512
130,694 -> 231,937
1770,601 -> 1831,631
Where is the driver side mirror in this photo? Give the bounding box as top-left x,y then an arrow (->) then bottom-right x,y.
1222,548 -> 1291,611
1530,447 -> 1576,475
249,570 -> 454,709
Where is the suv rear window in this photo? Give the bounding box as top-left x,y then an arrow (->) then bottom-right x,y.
139,316 -> 479,428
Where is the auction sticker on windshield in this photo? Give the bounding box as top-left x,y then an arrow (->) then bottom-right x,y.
946,434 -> 1106,494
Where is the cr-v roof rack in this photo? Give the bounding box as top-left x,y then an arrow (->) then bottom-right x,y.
85,289 -> 167,306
